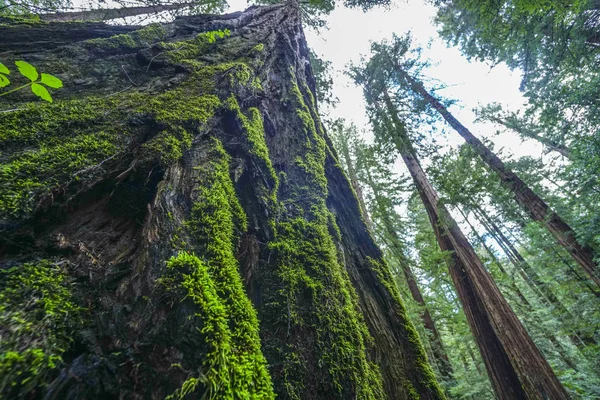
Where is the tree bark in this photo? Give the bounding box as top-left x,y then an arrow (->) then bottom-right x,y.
380,89 -> 570,400
456,207 -> 580,371
394,65 -> 600,287
0,5 -> 444,399
0,20 -> 137,53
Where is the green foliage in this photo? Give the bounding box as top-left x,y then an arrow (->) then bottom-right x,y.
434,0 -> 600,184
0,60 -> 62,102
15,60 -> 38,81
0,260 -> 83,398
0,62 -> 10,88
425,144 -> 600,398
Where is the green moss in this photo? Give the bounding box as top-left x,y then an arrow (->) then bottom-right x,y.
267,210 -> 385,399
0,130 -> 123,218
226,95 -> 277,185
0,14 -> 44,26
140,92 -> 220,128
160,29 -> 231,64
164,138 -> 274,399
288,77 -> 329,199
186,138 -> 248,236
132,23 -> 168,43
0,71 -> 222,220
0,260 -> 83,398
83,23 -> 167,50
256,69 -> 387,399
0,97 -> 124,150
141,127 -> 193,166
251,77 -> 263,90
161,252 -> 234,400
252,43 -> 265,52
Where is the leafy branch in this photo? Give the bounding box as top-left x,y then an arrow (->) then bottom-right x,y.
0,61 -> 63,102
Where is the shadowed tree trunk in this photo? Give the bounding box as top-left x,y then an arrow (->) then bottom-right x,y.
377,88 -> 570,400
0,4 -> 445,399
394,65 -> 599,287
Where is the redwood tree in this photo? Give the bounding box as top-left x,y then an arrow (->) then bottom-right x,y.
388,52 -> 599,287
351,46 -> 570,397
0,5 -> 444,399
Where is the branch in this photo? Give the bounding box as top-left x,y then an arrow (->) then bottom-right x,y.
39,3 -> 195,22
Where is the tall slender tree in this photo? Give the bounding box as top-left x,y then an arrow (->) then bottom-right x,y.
351,44 -> 570,395
368,34 -> 599,287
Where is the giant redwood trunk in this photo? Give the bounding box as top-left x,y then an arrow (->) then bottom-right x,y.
394,66 -> 600,287
380,90 -> 570,400
0,3 -> 445,399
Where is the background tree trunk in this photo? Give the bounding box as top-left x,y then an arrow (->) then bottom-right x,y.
395,66 -> 599,287
0,4 -> 445,399
381,89 -> 570,400
39,4 -> 195,22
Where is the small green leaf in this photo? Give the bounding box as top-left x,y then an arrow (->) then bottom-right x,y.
15,61 -> 38,81
31,83 -> 52,102
0,62 -> 10,75
40,73 -> 63,88
0,74 -> 9,88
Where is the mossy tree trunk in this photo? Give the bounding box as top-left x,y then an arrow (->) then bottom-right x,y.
0,4 -> 444,399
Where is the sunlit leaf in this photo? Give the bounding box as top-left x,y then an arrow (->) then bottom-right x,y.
15,61 -> 38,82
0,74 -> 9,88
40,73 -> 63,89
31,83 -> 52,102
0,62 -> 10,75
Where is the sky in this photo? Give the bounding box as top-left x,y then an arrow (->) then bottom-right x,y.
225,0 -> 544,161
